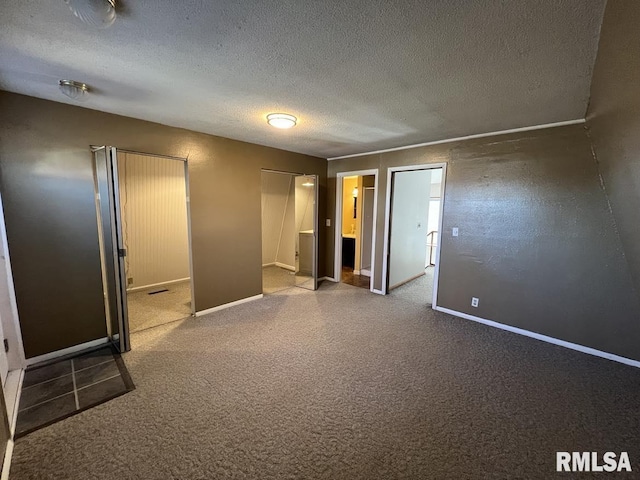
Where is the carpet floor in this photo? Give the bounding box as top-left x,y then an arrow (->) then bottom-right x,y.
390,266 -> 434,305
10,282 -> 640,479
126,280 -> 192,333
262,265 -> 295,294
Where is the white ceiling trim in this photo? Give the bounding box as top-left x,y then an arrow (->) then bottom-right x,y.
326,119 -> 586,161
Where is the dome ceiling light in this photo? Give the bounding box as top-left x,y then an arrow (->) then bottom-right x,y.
267,113 -> 297,129
59,80 -> 90,101
64,0 -> 117,29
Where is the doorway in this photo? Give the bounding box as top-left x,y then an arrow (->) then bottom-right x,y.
0,193 -> 25,436
261,170 -> 319,294
383,164 -> 446,306
93,147 -> 195,351
334,170 -> 378,291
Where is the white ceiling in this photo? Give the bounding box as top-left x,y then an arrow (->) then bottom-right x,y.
0,1 -> 606,158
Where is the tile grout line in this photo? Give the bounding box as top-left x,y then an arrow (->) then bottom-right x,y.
70,359 -> 80,410
23,357 -> 115,391
75,373 -> 122,392
18,372 -> 123,413
18,391 -> 74,412
21,372 -> 73,391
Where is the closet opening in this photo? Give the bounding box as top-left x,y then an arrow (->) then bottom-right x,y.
93,147 -> 195,352
260,170 -> 318,294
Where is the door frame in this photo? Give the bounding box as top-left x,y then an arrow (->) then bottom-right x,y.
94,147 -> 195,352
260,169 -> 320,292
0,192 -> 26,441
118,150 -> 196,319
382,163 -> 447,308
334,169 -> 379,293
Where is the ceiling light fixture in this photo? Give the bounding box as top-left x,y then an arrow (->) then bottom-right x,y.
267,113 -> 297,129
64,0 -> 117,29
59,80 -> 90,101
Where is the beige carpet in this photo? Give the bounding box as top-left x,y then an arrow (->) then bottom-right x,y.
262,265 -> 295,294
390,266 -> 434,305
126,280 -> 192,332
10,281 -> 640,479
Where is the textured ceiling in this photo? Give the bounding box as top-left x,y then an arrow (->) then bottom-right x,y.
0,1 -> 606,158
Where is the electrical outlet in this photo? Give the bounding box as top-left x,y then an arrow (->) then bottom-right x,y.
452,227 -> 459,237
128,277 -> 134,286
471,297 -> 479,308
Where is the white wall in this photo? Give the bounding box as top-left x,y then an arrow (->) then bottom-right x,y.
118,152 -> 190,290
389,169 -> 432,289
261,172 -> 296,269
295,176 -> 315,234
360,186 -> 375,271
277,179 -> 296,268
426,169 -> 443,265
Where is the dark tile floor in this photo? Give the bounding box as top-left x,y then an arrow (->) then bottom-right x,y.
341,267 -> 371,289
16,345 -> 134,438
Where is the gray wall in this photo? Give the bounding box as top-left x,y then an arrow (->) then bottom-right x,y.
587,0 -> 640,300
0,92 -> 326,358
328,124 -> 640,360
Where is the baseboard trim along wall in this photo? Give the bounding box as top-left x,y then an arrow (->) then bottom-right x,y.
127,277 -> 191,293
25,337 -> 110,366
275,262 -> 295,271
435,306 -> 640,369
2,439 -> 14,480
1,368 -> 24,480
195,294 -> 263,317
371,289 -> 384,295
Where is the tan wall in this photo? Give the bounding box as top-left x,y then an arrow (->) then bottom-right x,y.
0,92 -> 326,358
586,0 -> 640,301
328,124 -> 640,360
118,152 -> 190,290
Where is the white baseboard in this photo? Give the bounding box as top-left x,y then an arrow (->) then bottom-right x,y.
25,337 -> 109,366
2,439 -> 14,480
435,306 -> 640,369
354,269 -> 360,275
361,268 -> 371,276
195,294 -> 263,316
4,368 -> 23,437
275,262 -> 295,271
319,276 -> 337,283
127,277 -> 191,293
371,289 -> 385,295
262,262 -> 276,267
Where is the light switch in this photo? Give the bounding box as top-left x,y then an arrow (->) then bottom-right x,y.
326,219 -> 331,227
452,227 -> 459,237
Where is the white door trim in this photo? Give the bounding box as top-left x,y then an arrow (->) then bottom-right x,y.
382,163 -> 448,310
334,169 -> 379,292
0,194 -> 26,371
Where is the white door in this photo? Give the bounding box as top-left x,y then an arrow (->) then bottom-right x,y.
0,196 -> 15,385
0,313 -> 7,386
93,146 -> 130,352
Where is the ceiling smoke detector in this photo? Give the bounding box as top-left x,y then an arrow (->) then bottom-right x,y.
59,80 -> 90,101
64,0 -> 117,29
267,113 -> 297,129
